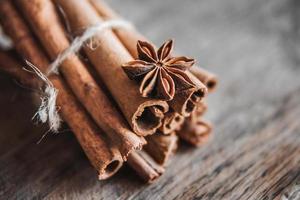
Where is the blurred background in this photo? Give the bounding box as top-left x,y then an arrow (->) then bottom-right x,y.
0,0 -> 299,199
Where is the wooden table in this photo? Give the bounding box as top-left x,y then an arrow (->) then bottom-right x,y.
0,0 -> 300,199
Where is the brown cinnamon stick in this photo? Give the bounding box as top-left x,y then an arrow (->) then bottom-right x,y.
127,150 -> 165,183
10,0 -> 146,157
0,49 -> 123,179
88,0 -> 144,58
144,133 -> 178,166
52,0 -> 169,136
190,101 -> 208,123
178,118 -> 212,147
190,66 -> 218,92
177,101 -> 211,146
158,111 -> 184,135
0,50 -> 41,89
90,0 -> 207,117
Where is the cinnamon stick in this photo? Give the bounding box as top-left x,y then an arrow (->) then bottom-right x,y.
190,101 -> 208,123
90,0 -> 207,117
52,0 -> 169,136
144,133 -> 178,166
88,0 -> 138,54
127,150 -> 165,183
158,111 -> 184,135
10,0 -> 146,157
0,50 -> 41,89
190,66 -> 218,92
177,100 -> 210,146
0,49 -> 123,179
178,118 -> 212,147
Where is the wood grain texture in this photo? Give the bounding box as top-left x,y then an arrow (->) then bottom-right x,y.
0,0 -> 300,199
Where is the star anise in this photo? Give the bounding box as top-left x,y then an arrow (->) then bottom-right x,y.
122,39 -> 196,100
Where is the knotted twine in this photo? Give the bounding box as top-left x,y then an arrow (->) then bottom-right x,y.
28,19 -> 133,134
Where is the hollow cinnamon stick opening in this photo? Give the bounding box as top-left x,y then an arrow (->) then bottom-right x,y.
127,150 -> 165,183
144,133 -> 178,166
70,118 -> 123,180
168,84 -> 205,117
190,66 -> 218,92
178,118 -> 212,147
12,0 -> 146,156
52,0 -> 168,136
133,103 -> 168,136
89,0 -> 206,116
0,49 -> 123,179
190,101 -> 207,124
197,101 -> 208,115
158,111 -> 184,135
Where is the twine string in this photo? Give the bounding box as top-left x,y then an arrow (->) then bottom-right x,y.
29,19 -> 133,133
46,19 -> 133,75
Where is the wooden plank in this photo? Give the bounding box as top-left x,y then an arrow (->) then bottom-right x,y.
0,0 -> 300,199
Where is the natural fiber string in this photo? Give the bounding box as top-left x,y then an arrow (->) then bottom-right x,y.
25,61 -> 61,143
30,19 -> 133,133
46,19 -> 133,75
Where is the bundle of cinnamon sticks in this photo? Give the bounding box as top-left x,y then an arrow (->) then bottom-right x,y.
0,0 -> 217,183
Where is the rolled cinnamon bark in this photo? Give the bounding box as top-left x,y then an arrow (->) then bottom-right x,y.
127,150 -> 165,183
168,82 -> 204,117
52,0 -> 168,136
158,111 -> 184,135
88,0 -> 141,58
0,49 -> 123,180
190,67 -> 218,92
144,133 -> 178,166
90,0 -> 207,117
10,0 -> 146,157
190,101 -> 207,123
178,118 -> 212,147
0,50 -> 41,89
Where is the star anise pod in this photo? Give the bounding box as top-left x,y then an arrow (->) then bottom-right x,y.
122,39 -> 196,100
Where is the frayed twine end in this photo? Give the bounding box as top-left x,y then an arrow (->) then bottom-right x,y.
26,61 -> 61,134
22,19 -> 133,142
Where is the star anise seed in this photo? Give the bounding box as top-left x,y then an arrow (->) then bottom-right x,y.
122,39 -> 196,100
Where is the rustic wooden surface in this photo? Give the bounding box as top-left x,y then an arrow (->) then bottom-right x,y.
1,0 -> 300,199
